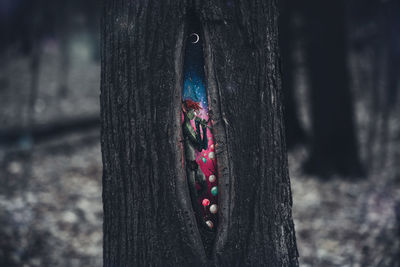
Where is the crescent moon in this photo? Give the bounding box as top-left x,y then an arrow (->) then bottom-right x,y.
190,33 -> 199,44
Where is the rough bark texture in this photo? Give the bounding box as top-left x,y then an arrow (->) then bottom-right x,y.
304,0 -> 363,177
100,0 -> 298,266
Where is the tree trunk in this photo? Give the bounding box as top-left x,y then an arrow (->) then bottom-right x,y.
100,0 -> 298,266
304,0 -> 363,177
279,0 -> 306,150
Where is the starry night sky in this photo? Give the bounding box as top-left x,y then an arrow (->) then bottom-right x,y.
182,32 -> 208,111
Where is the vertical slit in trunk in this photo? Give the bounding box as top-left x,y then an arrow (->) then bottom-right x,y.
181,12 -> 218,257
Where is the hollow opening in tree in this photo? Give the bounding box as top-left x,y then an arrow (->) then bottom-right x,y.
181,13 -> 218,256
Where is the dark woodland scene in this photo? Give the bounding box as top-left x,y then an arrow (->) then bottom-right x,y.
0,0 -> 399,266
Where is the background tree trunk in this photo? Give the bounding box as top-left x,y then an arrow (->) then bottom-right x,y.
101,0 -> 298,266
304,0 -> 363,177
279,0 -> 306,150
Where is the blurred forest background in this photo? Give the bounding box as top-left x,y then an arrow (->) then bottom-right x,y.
0,0 -> 399,266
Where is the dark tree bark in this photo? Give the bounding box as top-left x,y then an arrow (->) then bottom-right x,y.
279,0 -> 306,150
303,0 -> 363,177
101,0 -> 298,266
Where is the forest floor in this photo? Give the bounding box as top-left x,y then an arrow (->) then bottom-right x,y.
289,147 -> 400,266
0,42 -> 399,266
1,134 -> 398,267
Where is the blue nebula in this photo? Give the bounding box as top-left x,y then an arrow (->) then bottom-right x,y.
182,34 -> 208,111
